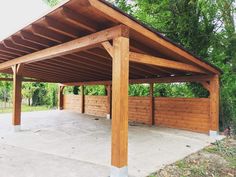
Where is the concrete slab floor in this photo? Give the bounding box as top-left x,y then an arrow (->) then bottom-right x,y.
0,110 -> 221,177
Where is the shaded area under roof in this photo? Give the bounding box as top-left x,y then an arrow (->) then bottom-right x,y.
0,0 -> 221,83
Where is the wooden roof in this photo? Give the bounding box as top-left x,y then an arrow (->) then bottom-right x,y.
0,0 -> 221,83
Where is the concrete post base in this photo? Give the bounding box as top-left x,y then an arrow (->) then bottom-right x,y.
209,130 -> 218,138
110,166 -> 128,177
106,114 -> 111,120
13,125 -> 21,132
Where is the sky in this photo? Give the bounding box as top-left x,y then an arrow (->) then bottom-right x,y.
0,0 -> 235,41
0,0 -> 50,41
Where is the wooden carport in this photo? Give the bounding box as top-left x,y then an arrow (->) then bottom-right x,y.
0,0 -> 221,176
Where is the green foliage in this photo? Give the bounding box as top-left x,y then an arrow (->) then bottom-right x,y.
22,83 -> 37,106
129,84 -> 149,96
1,0 -> 234,131
43,0 -> 63,7
84,85 -> 106,96
73,86 -> 79,95
114,0 -> 236,132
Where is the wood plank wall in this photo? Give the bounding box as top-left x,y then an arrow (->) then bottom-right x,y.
129,96 -> 151,125
63,95 -> 82,112
155,97 -> 210,133
84,96 -> 108,117
63,95 -> 210,133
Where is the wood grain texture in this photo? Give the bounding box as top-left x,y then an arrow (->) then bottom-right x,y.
0,25 -> 128,70
130,52 -> 206,74
111,36 -> 129,168
209,75 -> 220,131
84,96 -> 108,117
63,95 -> 82,112
62,95 -> 211,133
81,85 -> 85,113
58,85 -> 65,110
12,64 -> 23,125
129,96 -> 151,125
155,97 -> 210,133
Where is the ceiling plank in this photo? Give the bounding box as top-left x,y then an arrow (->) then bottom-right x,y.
0,25 -> 129,71
61,7 -> 98,32
130,52 -> 207,74
62,75 -> 212,86
89,0 -> 220,74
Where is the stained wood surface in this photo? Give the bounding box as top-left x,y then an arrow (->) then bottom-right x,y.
0,0 -> 220,84
111,37 -> 129,168
58,85 -> 64,110
63,95 -> 82,112
12,64 -> 23,125
155,97 -> 210,133
84,96 -> 108,117
62,95 -> 212,133
129,96 -> 152,125
209,75 -> 220,131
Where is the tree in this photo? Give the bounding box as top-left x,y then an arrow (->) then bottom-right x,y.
115,0 -> 236,130
22,83 -> 37,106
43,0 -> 63,7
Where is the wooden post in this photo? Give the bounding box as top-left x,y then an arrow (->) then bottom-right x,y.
12,64 -> 24,130
150,83 -> 154,125
106,85 -> 111,119
209,75 -> 220,136
58,85 -> 64,110
111,36 -> 129,177
81,85 -> 85,113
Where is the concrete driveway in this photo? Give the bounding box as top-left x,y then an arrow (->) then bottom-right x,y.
0,110 -> 218,177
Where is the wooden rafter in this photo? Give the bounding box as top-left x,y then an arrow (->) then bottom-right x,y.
61,75 -> 213,86
88,0 -> 220,74
129,52 -> 207,74
0,25 -> 129,71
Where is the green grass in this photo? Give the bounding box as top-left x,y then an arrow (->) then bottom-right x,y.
150,139 -> 236,177
204,140 -> 236,168
0,105 -> 51,113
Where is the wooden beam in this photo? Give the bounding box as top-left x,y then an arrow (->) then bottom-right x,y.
209,75 -> 220,132
0,25 -> 129,71
106,85 -> 112,119
81,85 -> 85,113
150,83 -> 154,125
200,81 -> 210,91
61,7 -> 98,33
58,85 -> 65,110
89,0 -> 220,74
12,64 -> 24,127
45,17 -> 79,38
102,41 -> 114,58
0,77 -> 43,82
111,36 -> 129,172
130,52 -> 207,74
31,25 -> 69,43
62,75 -> 212,86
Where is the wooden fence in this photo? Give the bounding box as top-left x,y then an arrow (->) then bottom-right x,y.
63,95 -> 210,133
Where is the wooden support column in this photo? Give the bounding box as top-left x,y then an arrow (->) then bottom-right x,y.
200,81 -> 210,92
111,36 -> 129,177
12,64 -> 24,129
81,85 -> 85,113
209,75 -> 220,136
150,83 -> 154,126
58,85 -> 65,110
106,85 -> 112,119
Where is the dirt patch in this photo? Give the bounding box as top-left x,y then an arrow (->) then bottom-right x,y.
149,138 -> 236,177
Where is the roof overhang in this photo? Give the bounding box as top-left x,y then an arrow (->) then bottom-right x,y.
0,0 -> 222,83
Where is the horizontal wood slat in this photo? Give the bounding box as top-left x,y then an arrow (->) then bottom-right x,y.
63,95 -> 82,112
84,95 -> 108,117
155,97 -> 210,133
129,96 -> 151,125
63,95 -> 211,133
